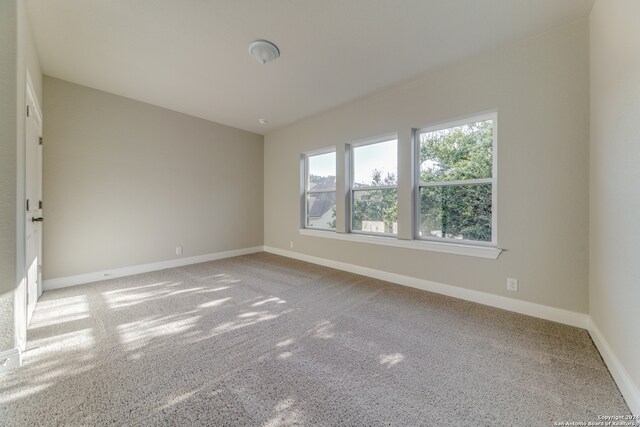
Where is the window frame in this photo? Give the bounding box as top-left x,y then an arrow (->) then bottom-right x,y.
414,112 -> 498,247
301,146 -> 337,232
348,133 -> 399,237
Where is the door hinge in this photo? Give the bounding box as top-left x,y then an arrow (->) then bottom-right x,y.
26,199 -> 30,211
26,105 -> 30,117
39,137 -> 43,145
39,200 -> 43,209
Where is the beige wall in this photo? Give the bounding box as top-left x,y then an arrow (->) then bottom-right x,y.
265,20 -> 590,313
0,0 -> 42,353
589,0 -> 640,409
43,77 -> 263,279
0,0 -> 19,352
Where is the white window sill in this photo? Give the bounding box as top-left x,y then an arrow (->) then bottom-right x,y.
298,228 -> 502,259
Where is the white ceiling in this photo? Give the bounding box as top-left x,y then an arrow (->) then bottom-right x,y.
27,0 -> 594,135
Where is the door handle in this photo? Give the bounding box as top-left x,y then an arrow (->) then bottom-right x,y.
31,217 -> 44,223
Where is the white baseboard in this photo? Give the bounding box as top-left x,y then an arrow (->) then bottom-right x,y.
0,347 -> 22,373
588,320 -> 640,416
43,246 -> 264,291
263,246 -> 589,329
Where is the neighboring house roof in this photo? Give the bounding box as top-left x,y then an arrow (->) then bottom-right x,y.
308,192 -> 336,218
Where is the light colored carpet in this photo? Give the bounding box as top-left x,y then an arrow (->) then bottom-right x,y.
0,252 -> 630,426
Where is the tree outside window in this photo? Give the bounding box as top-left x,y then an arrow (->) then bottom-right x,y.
418,117 -> 495,243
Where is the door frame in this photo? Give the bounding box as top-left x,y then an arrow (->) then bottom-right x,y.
17,70 -> 43,351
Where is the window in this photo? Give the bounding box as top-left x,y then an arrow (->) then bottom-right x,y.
298,112 -> 501,258
304,150 -> 336,230
416,113 -> 496,244
351,137 -> 398,235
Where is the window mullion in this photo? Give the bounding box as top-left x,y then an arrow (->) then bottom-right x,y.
306,189 -> 337,194
352,185 -> 397,191
419,178 -> 493,187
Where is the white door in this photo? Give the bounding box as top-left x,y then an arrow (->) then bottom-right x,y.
25,78 -> 43,326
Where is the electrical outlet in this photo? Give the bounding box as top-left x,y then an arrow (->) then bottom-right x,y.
507,278 -> 518,292
176,246 -> 183,255
289,241 -> 294,249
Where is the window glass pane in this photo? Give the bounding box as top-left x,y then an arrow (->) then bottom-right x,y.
419,119 -> 493,182
419,184 -> 492,242
307,191 -> 336,229
353,139 -> 397,188
308,152 -> 336,191
352,188 -> 397,235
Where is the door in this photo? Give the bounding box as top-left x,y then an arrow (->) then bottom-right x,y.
25,77 -> 43,327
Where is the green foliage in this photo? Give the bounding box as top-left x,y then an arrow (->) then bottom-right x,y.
419,120 -> 493,241
353,170 -> 397,234
420,120 -> 492,182
421,185 -> 492,241
329,205 -> 337,229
